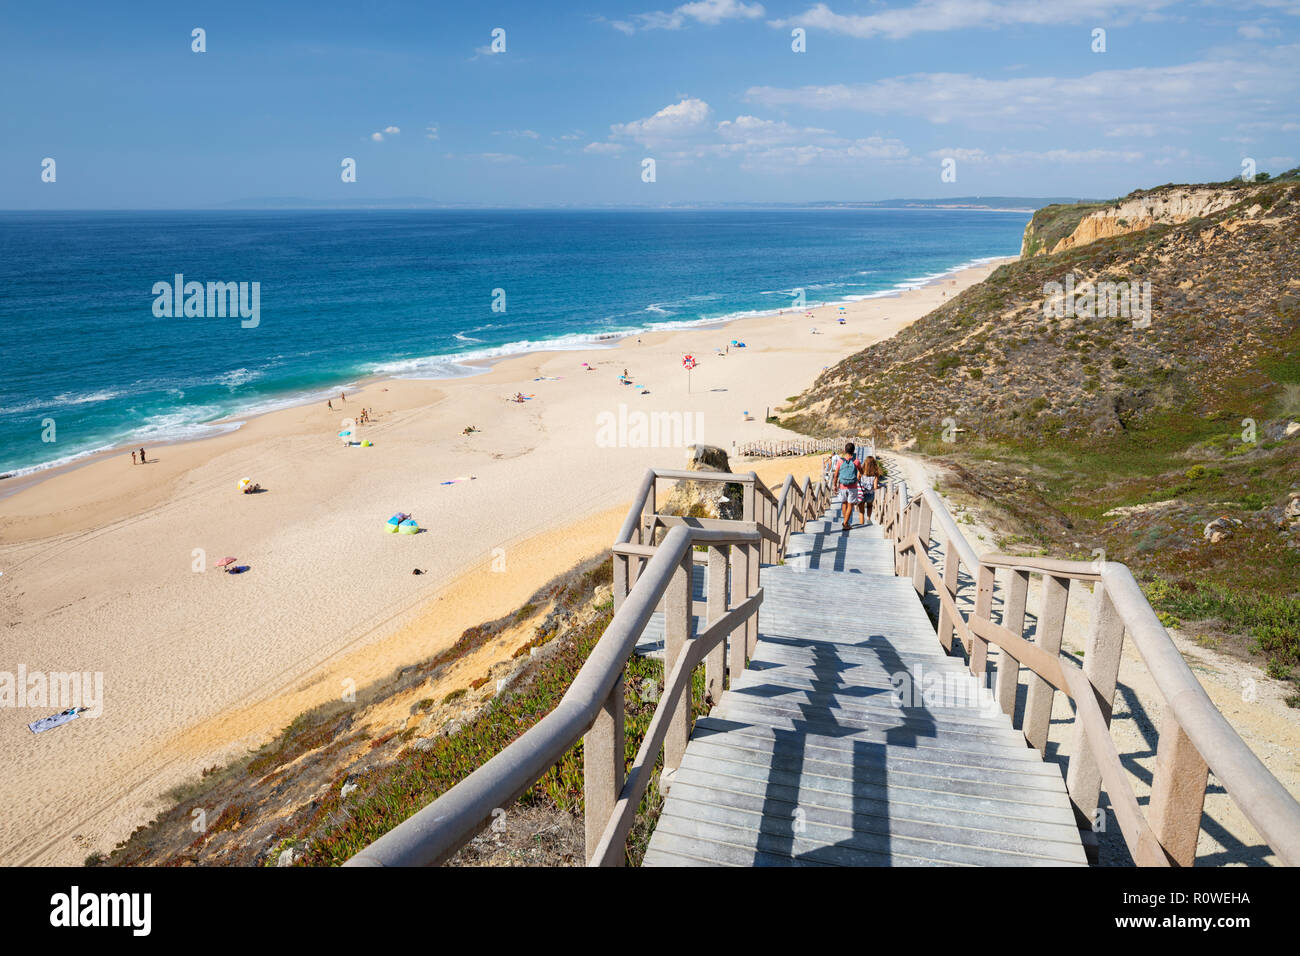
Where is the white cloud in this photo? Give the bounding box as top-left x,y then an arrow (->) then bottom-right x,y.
425,125 -> 439,140
1238,22 -> 1282,39
926,146 -> 1142,166
1003,147 -> 1146,164
1237,120 -> 1300,131
592,101 -> 912,170
607,0 -> 764,34
370,132 -> 384,142
929,147 -> 992,163
496,129 -> 541,139
746,50 -> 1300,132
384,126 -> 400,135
1104,123 -> 1163,137
611,98 -> 712,146
716,115 -> 834,145
443,152 -> 524,163
740,136 -> 911,169
770,0 -> 1183,40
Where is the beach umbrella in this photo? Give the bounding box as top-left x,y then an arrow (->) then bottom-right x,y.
238,477 -> 251,491
216,556 -> 237,569
338,430 -> 352,437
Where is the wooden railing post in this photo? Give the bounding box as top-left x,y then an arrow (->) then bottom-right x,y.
1066,581 -> 1125,827
639,481 -> 657,563
936,545 -> 959,653
995,569 -> 1029,719
1147,712 -> 1210,865
898,500 -> 911,577
612,553 -> 629,613
704,545 -> 728,704
731,542 -> 750,679
764,494 -> 775,563
1024,575 -> 1069,754
661,547 -> 693,790
746,540 -> 761,657
969,564 -> 995,677
910,496 -> 933,596
583,671 -> 624,864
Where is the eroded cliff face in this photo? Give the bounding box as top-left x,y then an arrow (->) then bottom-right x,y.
1025,185 -> 1265,257
1053,188 -> 1256,253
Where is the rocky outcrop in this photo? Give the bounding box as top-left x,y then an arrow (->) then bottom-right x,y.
1047,187 -> 1256,255
659,444 -> 745,520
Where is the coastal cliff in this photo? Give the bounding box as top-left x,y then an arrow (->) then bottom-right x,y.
1021,182 -> 1273,257
785,171 -> 1300,445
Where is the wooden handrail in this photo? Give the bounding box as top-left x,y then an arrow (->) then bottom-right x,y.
881,478 -> 1300,866
346,461 -> 833,868
587,589 -> 764,865
345,523 -> 761,867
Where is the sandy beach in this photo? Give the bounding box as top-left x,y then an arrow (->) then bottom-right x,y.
0,261 -> 1004,865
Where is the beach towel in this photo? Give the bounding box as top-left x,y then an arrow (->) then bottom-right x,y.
440,476 -> 475,485
29,708 -> 83,734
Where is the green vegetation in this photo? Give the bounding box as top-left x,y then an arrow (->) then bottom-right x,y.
295,614 -> 709,866
1146,578 -> 1300,685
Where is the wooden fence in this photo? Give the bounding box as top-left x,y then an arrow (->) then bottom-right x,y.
878,477 -> 1300,866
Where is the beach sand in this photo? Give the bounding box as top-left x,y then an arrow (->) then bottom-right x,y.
0,261 -> 1005,865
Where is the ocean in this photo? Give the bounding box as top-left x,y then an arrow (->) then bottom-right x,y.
0,208 -> 1028,476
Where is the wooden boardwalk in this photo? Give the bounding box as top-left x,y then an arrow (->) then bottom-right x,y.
643,508 -> 1088,867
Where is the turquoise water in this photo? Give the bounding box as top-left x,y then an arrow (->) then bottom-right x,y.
0,208 -> 1027,476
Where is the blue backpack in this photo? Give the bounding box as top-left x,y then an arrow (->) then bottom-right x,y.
837,456 -> 858,484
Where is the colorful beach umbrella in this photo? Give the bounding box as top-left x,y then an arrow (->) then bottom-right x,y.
216,556 -> 237,568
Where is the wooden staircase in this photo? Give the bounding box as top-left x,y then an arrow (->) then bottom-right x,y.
643,508 -> 1088,866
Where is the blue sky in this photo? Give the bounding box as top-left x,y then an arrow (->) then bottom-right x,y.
2,0 -> 1297,208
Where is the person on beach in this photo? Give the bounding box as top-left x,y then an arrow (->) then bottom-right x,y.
340,392 -> 346,402
831,442 -> 861,531
859,456 -> 882,526
131,451 -> 136,465
139,447 -> 146,464
328,399 -> 333,411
